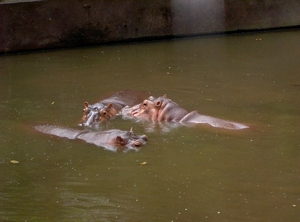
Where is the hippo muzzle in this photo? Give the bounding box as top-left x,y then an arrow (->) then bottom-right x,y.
80,108 -> 100,126
120,105 -> 138,117
120,98 -> 159,121
125,131 -> 148,147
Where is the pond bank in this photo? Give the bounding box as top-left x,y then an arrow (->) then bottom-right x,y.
1,0 -> 300,54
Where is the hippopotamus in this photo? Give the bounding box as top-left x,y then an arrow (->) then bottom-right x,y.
80,89 -> 149,126
35,125 -> 148,152
121,95 -> 249,130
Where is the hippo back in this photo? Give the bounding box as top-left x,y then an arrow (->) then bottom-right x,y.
35,125 -> 148,151
100,89 -> 150,110
180,111 -> 249,130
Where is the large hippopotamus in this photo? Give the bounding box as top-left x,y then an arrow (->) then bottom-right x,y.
35,125 -> 148,152
80,89 -> 149,126
121,95 -> 249,130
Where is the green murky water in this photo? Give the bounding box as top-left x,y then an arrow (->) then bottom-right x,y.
1,30 -> 299,221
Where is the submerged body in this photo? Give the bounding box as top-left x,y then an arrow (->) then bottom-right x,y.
81,89 -> 149,126
35,125 -> 148,152
121,95 -> 249,130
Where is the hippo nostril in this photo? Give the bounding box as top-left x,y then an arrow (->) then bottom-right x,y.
133,140 -> 142,147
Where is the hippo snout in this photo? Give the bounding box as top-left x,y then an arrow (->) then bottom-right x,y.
81,109 -> 100,126
132,140 -> 143,147
131,109 -> 139,116
127,134 -> 148,148
120,106 -> 133,116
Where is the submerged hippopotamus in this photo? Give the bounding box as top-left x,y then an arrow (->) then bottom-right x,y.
80,89 -> 149,126
121,95 -> 249,130
35,125 -> 148,152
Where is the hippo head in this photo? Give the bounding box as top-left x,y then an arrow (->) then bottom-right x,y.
80,101 -> 106,126
121,96 -> 155,120
121,95 -> 189,122
98,103 -> 119,122
121,95 -> 171,120
112,128 -> 148,148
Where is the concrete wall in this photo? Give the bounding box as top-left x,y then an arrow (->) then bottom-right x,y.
1,0 -> 300,54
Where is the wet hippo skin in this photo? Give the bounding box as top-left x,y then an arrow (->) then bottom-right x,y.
35,125 -> 148,152
81,89 -> 149,126
121,95 -> 249,130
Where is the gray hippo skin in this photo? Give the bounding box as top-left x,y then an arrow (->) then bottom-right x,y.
81,89 -> 149,126
35,125 -> 148,152
121,95 -> 249,130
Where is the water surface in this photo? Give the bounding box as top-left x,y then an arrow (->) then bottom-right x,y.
1,30 -> 299,221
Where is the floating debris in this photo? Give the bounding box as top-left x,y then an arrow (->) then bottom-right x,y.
10,160 -> 19,164
140,162 -> 147,166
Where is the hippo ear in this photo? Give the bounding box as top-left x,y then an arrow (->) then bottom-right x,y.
116,136 -> 126,146
84,101 -> 89,108
107,103 -> 113,110
163,94 -> 167,98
